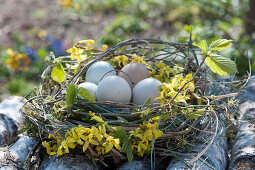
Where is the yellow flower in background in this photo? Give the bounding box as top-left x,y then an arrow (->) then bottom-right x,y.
78,39 -> 95,51
74,4 -> 81,10
102,44 -> 108,52
66,46 -> 85,61
6,48 -> 14,56
131,54 -> 146,64
37,29 -> 47,38
112,55 -> 129,67
60,0 -> 73,9
5,48 -> 31,71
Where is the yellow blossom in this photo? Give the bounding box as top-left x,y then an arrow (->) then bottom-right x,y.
112,55 -> 129,67
5,50 -> 31,71
6,48 -> 14,56
131,54 -> 146,64
66,46 -> 85,61
74,4 -> 80,10
102,44 -> 108,52
129,121 -> 163,157
37,30 -> 47,38
60,0 -> 73,9
78,39 -> 95,51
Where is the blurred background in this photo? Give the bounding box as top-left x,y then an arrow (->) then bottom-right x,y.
0,0 -> 253,100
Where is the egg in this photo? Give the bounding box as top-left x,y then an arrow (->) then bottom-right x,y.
118,63 -> 150,89
78,82 -> 97,98
96,76 -> 131,103
132,78 -> 162,105
86,61 -> 116,84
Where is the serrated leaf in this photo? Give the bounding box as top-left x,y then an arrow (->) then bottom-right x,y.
209,39 -> 232,51
114,130 -> 127,144
78,87 -> 95,102
188,109 -> 205,119
51,63 -> 65,83
193,40 -> 208,53
66,84 -> 78,106
205,54 -> 238,76
122,139 -> 133,163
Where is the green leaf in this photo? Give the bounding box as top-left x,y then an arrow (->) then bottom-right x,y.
43,97 -> 54,104
184,25 -> 192,33
114,130 -> 128,144
208,39 -> 232,51
205,54 -> 238,76
66,84 -> 78,106
143,98 -> 151,107
188,109 -> 205,119
78,87 -> 95,102
193,40 -> 208,53
37,48 -> 47,58
51,63 -> 65,83
122,139 -> 133,163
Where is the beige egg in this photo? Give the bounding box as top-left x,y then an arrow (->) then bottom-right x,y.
118,63 -> 150,89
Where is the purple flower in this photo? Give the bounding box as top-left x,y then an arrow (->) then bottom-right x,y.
46,35 -> 67,56
24,46 -> 37,63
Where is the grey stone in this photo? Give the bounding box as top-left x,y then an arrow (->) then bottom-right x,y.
0,146 -> 22,170
9,135 -> 37,165
0,96 -> 25,146
118,160 -> 150,170
0,114 -> 18,146
0,96 -> 25,130
39,153 -> 98,170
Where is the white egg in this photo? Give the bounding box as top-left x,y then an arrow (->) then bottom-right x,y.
96,76 -> 131,103
132,78 -> 162,105
78,82 -> 97,98
85,61 -> 116,84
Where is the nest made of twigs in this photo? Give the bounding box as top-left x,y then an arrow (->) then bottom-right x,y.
20,38 -> 229,166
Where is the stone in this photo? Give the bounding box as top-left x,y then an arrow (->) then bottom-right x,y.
39,153 -> 99,170
0,96 -> 25,146
0,96 -> 25,130
0,114 -> 18,146
118,160 -> 150,170
9,135 -> 37,165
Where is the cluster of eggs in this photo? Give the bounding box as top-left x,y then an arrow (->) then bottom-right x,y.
78,61 -> 162,105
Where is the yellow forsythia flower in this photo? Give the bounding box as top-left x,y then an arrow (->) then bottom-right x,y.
130,121 -> 163,157
102,44 -> 108,52
112,55 -> 129,67
131,54 -> 146,64
66,46 -> 85,61
78,39 -> 95,51
60,0 -> 73,9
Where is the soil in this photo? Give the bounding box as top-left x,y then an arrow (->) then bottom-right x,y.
0,0 -> 172,47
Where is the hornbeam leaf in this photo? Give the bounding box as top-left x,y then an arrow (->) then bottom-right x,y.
205,54 -> 238,76
122,139 -> 133,163
193,40 -> 208,53
209,39 -> 232,51
114,130 -> 127,144
51,63 -> 65,83
78,87 -> 95,102
66,84 -> 78,106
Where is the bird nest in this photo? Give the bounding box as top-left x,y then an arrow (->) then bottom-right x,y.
20,38 -> 237,167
